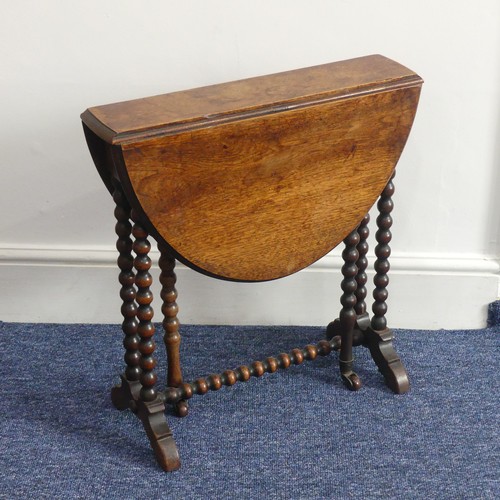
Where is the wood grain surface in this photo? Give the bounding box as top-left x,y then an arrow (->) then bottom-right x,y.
82,55 -> 423,281
82,55 -> 420,145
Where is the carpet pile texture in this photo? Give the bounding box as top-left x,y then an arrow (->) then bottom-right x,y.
1,321 -> 498,499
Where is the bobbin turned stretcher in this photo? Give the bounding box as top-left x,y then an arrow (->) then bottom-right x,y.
81,54 -> 423,471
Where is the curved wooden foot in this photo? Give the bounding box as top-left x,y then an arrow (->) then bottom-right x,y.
111,377 -> 180,471
137,399 -> 181,472
326,319 -> 341,343
327,313 -> 408,393
111,375 -> 141,412
363,327 -> 410,394
326,317 -> 365,346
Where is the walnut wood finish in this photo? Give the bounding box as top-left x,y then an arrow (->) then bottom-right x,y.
161,336 -> 342,405
83,55 -> 420,144
355,214 -> 370,316
158,248 -> 188,417
81,55 -> 422,471
324,175 -> 410,394
372,174 -> 395,331
113,184 -> 140,382
110,183 -> 141,411
131,217 -> 158,403
136,398 -> 181,472
362,324 -> 410,394
82,54 -> 422,282
338,230 -> 362,391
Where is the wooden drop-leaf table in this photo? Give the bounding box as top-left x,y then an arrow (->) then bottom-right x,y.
81,54 -> 423,471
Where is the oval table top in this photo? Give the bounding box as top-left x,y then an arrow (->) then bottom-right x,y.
82,55 -> 422,281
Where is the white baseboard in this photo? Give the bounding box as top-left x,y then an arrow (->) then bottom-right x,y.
0,245 -> 498,329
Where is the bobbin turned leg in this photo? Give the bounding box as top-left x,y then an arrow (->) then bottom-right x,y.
131,214 -> 180,471
353,214 -> 371,332
158,245 -> 188,417
327,213 -> 371,342
326,213 -> 372,342
363,174 -> 410,394
110,183 -> 142,411
338,229 -> 362,391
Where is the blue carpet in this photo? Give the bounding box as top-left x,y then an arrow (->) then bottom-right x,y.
0,322 -> 498,499
488,300 -> 500,327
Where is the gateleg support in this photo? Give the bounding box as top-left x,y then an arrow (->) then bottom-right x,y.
326,171 -> 410,393
338,229 -> 362,391
158,245 -> 188,418
132,215 -> 181,471
111,182 -> 142,410
365,171 -> 409,393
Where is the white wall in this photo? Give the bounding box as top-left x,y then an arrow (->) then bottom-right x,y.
1,0 -> 499,328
